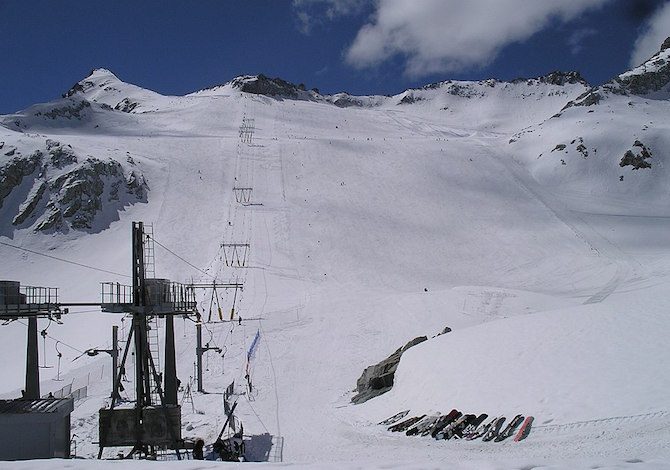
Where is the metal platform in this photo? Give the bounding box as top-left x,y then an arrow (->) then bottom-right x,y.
0,281 -> 60,318
100,279 -> 197,314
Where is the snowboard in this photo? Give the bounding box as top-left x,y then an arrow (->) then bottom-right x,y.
430,409 -> 461,438
466,415 -> 499,440
443,414 -> 476,440
455,413 -> 488,439
378,410 -> 409,426
436,413 -> 469,440
494,414 -> 524,442
482,416 -> 506,442
389,415 -> 425,432
406,414 -> 441,436
513,416 -> 534,442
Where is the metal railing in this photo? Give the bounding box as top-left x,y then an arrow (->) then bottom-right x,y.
0,283 -> 59,317
101,281 -> 197,313
101,282 -> 133,306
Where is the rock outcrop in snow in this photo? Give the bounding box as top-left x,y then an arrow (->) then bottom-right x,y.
0,139 -> 147,233
229,74 -> 318,101
620,140 -> 653,170
352,335 -> 427,404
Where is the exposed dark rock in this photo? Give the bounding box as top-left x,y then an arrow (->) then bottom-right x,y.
562,90 -> 602,110
620,141 -> 652,170
41,99 -> 91,120
513,71 -> 588,86
0,151 -> 43,209
115,98 -> 139,113
436,326 -> 452,337
352,336 -> 428,404
1,140 -> 148,232
48,143 -> 77,168
13,181 -> 47,226
35,202 -> 63,232
230,74 -> 306,99
577,143 -> 589,159
398,93 -> 423,105
63,79 -> 95,98
552,144 -> 566,152
126,170 -> 148,198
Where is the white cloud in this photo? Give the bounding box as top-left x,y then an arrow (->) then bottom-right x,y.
567,28 -> 597,55
293,0 -> 369,34
630,1 -> 670,67
343,0 -> 611,77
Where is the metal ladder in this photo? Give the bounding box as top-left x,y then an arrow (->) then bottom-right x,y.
147,316 -> 161,404
143,223 -> 156,279
142,224 -> 161,403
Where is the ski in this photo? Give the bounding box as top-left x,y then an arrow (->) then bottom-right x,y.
494,414 -> 524,442
456,413 -> 488,439
430,409 -> 461,438
482,416 -> 506,442
513,416 -> 534,442
389,415 -> 426,432
406,414 -> 441,436
378,410 -> 409,426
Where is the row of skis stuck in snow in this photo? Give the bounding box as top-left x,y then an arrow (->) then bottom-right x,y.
379,410 -> 534,443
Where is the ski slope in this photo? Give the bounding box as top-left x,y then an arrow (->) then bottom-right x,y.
1,65 -> 670,469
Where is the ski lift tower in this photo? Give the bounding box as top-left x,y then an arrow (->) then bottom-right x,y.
98,222 -> 198,459
0,281 -> 62,399
0,282 -> 75,461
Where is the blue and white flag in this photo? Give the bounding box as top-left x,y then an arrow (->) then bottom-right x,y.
247,329 -> 261,363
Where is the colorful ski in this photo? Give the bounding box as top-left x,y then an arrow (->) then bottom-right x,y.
482,416 -> 506,442
378,410 -> 409,426
495,414 -> 524,442
513,416 -> 534,442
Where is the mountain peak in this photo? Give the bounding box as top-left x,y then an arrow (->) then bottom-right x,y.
86,68 -> 120,80
63,68 -> 123,99
661,37 -> 670,52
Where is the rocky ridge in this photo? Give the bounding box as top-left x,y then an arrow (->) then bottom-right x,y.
564,37 -> 670,109
0,139 -> 147,232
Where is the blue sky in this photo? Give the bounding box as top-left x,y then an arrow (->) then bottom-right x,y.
0,0 -> 668,114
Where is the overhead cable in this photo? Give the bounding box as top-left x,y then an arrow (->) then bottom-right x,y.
148,235 -> 215,279
0,241 -> 130,278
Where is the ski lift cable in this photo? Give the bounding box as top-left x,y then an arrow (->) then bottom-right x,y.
147,235 -> 215,279
0,241 -> 130,278
243,392 -> 270,435
16,320 -> 86,354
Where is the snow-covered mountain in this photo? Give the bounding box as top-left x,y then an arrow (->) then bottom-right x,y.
2,39 -> 670,469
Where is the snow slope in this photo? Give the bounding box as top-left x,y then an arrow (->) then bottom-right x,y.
1,46 -> 670,469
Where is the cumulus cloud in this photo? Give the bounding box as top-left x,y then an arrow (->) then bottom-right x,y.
630,1 -> 670,67
343,0 -> 611,77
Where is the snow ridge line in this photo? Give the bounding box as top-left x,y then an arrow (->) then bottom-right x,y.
533,410 -> 668,433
